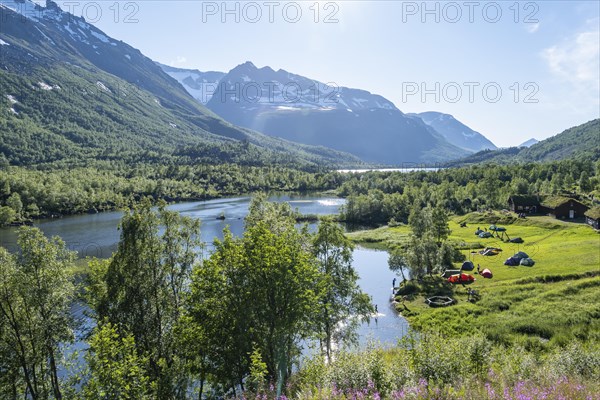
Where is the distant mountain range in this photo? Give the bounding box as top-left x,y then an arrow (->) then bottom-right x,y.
2,0 -> 581,169
447,119 -> 600,166
408,112 -> 497,153
163,61 -> 475,164
0,0 -> 359,167
158,63 -> 224,104
518,138 -> 539,148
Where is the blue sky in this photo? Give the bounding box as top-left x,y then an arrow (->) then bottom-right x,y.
58,1 -> 599,146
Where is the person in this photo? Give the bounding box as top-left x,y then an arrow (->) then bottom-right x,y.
392,277 -> 396,289
477,264 -> 481,274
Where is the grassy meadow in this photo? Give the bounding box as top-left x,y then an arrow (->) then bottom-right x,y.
347,212 -> 600,348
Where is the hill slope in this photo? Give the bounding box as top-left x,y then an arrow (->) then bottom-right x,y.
448,119 -> 600,166
0,0 -> 359,167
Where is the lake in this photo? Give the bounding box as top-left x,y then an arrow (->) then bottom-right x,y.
337,167 -> 440,173
0,193 -> 409,356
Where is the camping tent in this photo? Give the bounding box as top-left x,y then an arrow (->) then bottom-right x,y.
479,247 -> 502,256
461,261 -> 475,271
489,225 -> 507,232
514,251 -> 529,259
447,273 -> 475,284
520,258 -> 535,266
441,269 -> 462,278
479,232 -> 493,238
504,257 -> 519,266
475,229 -> 484,236
509,237 -> 524,243
481,269 -> 493,278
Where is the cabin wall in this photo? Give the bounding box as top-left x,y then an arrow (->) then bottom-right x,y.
543,202 -> 589,219
587,217 -> 600,229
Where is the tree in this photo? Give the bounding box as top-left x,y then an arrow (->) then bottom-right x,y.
388,247 -> 408,283
6,192 -> 23,217
312,220 -> 374,362
0,228 -> 76,399
89,199 -> 201,398
243,211 -> 321,396
187,196 -> 322,396
408,204 -> 431,239
431,206 -> 451,244
579,171 -> 592,192
0,206 -> 16,226
405,234 -> 440,278
185,229 -> 251,397
83,321 -> 152,399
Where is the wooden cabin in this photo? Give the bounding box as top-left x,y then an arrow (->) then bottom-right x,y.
508,195 -> 540,214
540,196 -> 589,220
585,207 -> 600,229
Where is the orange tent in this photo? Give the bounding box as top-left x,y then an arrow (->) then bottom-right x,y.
447,273 -> 475,284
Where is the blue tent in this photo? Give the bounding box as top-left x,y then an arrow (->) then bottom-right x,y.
461,261 -> 475,271
504,257 -> 519,266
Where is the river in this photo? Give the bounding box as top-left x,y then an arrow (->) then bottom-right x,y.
0,193 -> 409,359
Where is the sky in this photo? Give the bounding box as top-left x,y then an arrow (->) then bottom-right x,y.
49,1 -> 600,147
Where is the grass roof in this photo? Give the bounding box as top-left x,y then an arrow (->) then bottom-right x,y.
540,196 -> 577,209
508,195 -> 540,205
584,206 -> 600,220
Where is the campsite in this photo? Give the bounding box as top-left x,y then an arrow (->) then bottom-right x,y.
348,212 -> 600,346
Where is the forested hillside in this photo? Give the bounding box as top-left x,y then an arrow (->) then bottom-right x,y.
448,119 -> 600,166
0,0 -> 359,167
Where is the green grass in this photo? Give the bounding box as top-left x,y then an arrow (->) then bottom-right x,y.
348,212 -> 600,346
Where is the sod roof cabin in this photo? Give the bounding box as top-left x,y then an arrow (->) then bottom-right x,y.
508,195 -> 540,213
584,207 -> 600,229
540,196 -> 589,220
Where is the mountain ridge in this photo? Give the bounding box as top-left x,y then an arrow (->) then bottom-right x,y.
409,111 -> 497,153
0,0 -> 360,167
200,61 -> 468,164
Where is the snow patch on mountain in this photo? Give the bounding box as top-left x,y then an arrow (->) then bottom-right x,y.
209,62 -> 399,113
6,95 -> 18,104
89,30 -> 110,43
0,38 -> 10,46
0,0 -> 41,21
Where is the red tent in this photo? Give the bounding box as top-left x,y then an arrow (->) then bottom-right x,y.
481,269 -> 493,279
447,273 -> 475,284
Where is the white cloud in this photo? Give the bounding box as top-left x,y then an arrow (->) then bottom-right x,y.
543,25 -> 600,86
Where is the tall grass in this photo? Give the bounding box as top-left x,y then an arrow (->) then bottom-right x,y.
245,332 -> 600,399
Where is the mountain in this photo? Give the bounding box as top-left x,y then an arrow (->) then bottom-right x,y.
447,119 -> 600,166
518,138 -> 539,148
0,0 -> 359,167
409,112 -> 497,153
204,62 -> 469,165
157,63 -> 225,104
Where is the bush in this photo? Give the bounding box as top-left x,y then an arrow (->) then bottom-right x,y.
395,281 -> 419,296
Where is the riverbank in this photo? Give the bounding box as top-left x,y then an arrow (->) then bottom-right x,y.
346,212 -> 600,347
